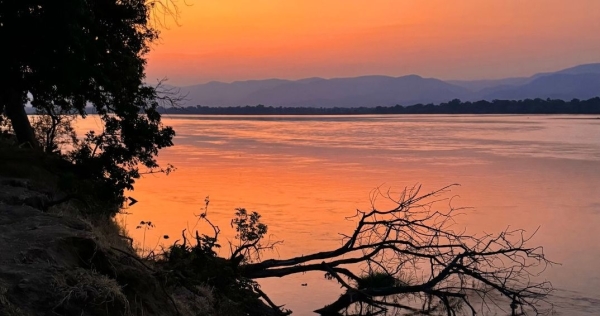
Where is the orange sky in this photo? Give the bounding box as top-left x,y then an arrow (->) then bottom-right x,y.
146,0 -> 600,85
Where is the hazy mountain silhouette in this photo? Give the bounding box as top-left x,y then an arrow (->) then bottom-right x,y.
176,63 -> 600,107
447,77 -> 531,92
243,75 -> 471,107
449,63 -> 600,92
470,63 -> 600,100
532,63 -> 600,78
478,73 -> 600,101
181,79 -> 293,106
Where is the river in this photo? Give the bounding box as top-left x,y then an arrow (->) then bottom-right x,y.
76,114 -> 600,315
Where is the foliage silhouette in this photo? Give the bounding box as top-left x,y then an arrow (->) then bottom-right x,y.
0,1 -> 177,210
30,106 -> 79,154
160,201 -> 291,316
230,208 -> 270,264
160,97 -> 600,115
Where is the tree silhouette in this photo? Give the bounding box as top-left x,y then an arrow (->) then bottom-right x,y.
0,1 -> 176,205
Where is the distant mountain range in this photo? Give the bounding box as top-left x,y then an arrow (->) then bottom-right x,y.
175,63 -> 600,107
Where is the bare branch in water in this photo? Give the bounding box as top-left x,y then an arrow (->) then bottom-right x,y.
237,184 -> 554,316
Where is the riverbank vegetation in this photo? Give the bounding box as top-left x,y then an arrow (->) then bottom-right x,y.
156,97 -> 600,115
0,136 -> 281,316
0,131 -> 555,315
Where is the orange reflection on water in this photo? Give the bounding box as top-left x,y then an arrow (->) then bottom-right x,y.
125,163 -> 372,258
72,115 -> 600,315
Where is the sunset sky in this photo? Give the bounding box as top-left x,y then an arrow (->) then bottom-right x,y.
146,0 -> 600,86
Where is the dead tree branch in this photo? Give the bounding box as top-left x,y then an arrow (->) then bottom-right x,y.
240,184 -> 553,315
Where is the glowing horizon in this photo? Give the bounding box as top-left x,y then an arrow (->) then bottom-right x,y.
146,0 -> 600,86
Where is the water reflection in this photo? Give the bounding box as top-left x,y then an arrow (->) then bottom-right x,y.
74,114 -> 600,315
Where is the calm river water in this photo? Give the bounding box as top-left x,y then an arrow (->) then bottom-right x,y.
77,114 -> 600,315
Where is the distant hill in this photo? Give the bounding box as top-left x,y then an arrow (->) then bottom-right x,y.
174,63 -> 600,107
180,79 -> 293,106
451,63 -> 600,101
447,77 -> 531,92
478,73 -> 600,101
532,63 -> 600,78
177,75 -> 470,107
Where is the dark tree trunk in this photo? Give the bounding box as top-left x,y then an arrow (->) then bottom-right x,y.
2,92 -> 38,148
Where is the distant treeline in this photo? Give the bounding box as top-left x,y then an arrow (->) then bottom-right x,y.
154,98 -> 600,115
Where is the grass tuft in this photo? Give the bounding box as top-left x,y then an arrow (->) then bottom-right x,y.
52,268 -> 130,315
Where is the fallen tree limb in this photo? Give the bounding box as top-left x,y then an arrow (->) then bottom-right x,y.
238,184 -> 553,315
